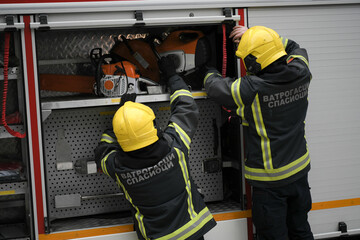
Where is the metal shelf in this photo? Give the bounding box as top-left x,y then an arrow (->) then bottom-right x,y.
0,181 -> 27,196
0,125 -> 24,139
40,91 -> 208,120
0,67 -> 19,81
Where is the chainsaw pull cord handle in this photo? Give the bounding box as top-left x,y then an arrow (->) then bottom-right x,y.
222,24 -> 227,78
1,32 -> 26,138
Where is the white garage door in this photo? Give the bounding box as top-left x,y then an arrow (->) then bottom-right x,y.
247,3 -> 360,237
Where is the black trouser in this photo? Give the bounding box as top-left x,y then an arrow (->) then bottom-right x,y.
252,174 -> 314,240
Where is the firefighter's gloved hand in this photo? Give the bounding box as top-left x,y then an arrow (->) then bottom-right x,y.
119,93 -> 137,107
229,25 -> 248,43
158,56 -> 177,79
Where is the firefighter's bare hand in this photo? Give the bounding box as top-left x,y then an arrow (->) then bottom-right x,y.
229,25 -> 248,43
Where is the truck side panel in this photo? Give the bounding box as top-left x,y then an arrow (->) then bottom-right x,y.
248,4 -> 360,238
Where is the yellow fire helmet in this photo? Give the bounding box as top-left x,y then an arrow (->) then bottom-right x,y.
113,101 -> 158,152
236,26 -> 286,74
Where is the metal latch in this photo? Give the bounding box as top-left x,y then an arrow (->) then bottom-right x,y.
223,8 -> 232,17
338,221 -> 348,234
38,14 -> 50,31
5,15 -> 17,32
222,8 -> 234,23
134,10 -> 145,26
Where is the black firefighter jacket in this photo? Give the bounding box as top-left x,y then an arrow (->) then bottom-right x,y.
204,38 -> 312,188
94,74 -> 216,240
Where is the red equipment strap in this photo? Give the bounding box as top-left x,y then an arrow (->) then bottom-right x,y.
222,24 -> 227,78
1,32 -> 26,138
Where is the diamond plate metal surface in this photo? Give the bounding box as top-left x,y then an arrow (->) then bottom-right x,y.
35,29 -> 148,77
44,99 -> 223,221
35,29 -> 154,98
36,29 -> 117,62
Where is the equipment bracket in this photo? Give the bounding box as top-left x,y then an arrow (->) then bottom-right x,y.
134,10 -> 145,26
38,14 -> 50,31
5,15 -> 17,32
338,222 -> 348,234
44,217 -> 50,234
222,8 -> 235,24
223,8 -> 232,18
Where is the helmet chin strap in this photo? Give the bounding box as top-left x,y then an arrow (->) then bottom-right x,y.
244,54 -> 261,75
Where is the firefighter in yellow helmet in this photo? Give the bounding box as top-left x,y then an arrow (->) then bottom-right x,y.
94,56 -> 216,240
201,26 -> 313,240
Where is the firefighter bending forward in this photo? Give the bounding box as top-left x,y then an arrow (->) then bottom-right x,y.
202,26 -> 314,240
94,56 -> 216,240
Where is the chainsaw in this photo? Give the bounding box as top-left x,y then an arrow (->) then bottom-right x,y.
90,49 -> 163,98
39,30 -> 211,96
110,30 -> 211,90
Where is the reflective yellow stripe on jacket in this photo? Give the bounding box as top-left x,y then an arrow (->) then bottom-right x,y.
101,133 -> 116,143
245,150 -> 310,181
169,122 -> 191,150
156,207 -> 213,240
115,174 -> 149,240
251,93 -> 273,170
287,55 -> 309,67
170,89 -> 193,105
101,150 -> 116,177
175,147 -> 196,219
231,78 -> 248,126
280,37 -> 288,48
203,72 -> 221,87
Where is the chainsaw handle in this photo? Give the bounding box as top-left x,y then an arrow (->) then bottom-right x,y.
89,48 -> 102,67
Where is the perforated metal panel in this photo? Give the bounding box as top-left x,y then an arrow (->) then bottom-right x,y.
43,106 -> 126,220
0,182 -> 27,193
44,99 -> 223,220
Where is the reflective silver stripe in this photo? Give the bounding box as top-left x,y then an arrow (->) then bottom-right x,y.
170,89 -> 193,104
245,151 -> 310,181
156,207 -> 213,240
231,78 -> 248,125
101,133 -> 116,143
251,94 -> 272,170
287,54 -> 309,67
175,148 -> 196,219
115,174 -> 149,240
169,122 -> 191,149
281,37 -> 288,48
